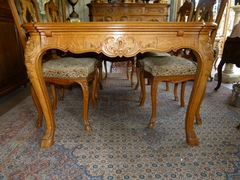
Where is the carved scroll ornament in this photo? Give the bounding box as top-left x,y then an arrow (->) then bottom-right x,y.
102,36 -> 139,57
25,37 -> 38,65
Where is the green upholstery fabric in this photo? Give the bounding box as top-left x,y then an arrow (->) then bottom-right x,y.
139,56 -> 197,76
43,57 -> 98,78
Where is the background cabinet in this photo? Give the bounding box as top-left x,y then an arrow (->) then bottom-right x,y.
0,0 -> 28,98
87,3 -> 170,73
87,3 -> 170,22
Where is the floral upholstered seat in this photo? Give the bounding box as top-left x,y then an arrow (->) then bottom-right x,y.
42,56 -> 99,132
43,57 -> 98,78
138,55 -> 198,129
139,56 -> 197,77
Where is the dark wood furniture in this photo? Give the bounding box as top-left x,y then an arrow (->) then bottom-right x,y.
0,0 -> 28,98
214,37 -> 240,91
87,3 -> 170,22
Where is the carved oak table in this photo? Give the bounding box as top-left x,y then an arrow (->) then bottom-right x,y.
22,22 -> 216,148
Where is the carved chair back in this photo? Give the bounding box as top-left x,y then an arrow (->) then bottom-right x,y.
8,0 -> 41,51
194,0 -> 228,45
176,0 -> 194,22
45,0 -> 62,22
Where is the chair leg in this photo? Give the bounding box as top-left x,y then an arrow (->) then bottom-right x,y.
50,84 -> 57,110
80,80 -> 92,132
148,79 -> 159,129
59,85 -> 65,101
135,66 -> 140,90
92,70 -> 98,108
174,83 -> 179,101
126,60 -> 130,80
180,82 -> 186,107
104,60 -> 108,80
130,60 -> 135,87
140,70 -> 146,106
165,82 -> 169,91
31,85 -> 43,128
98,64 -> 103,90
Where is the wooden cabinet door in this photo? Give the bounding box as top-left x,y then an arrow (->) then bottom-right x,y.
0,0 -> 28,98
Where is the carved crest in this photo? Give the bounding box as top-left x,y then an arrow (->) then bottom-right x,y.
102,37 -> 139,57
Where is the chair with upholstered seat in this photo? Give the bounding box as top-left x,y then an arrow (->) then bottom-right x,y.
139,55 -> 197,128
138,0 -> 227,129
44,0 -> 102,109
137,0 -> 194,107
8,0 -> 99,131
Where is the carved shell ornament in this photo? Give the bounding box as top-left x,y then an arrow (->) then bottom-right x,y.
102,37 -> 139,57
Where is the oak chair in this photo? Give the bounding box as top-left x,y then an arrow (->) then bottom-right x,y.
138,0 -> 227,129
44,0 -> 103,108
138,0 -> 194,108
45,0 -> 103,90
8,0 -> 99,131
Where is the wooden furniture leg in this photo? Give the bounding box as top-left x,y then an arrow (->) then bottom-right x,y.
148,79 -> 159,129
180,81 -> 186,107
174,83 -> 179,101
30,85 -> 43,128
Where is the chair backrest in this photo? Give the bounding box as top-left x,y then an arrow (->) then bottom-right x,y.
176,0 -> 194,22
8,0 -> 41,51
45,0 -> 62,22
194,0 -> 215,22
194,0 -> 228,45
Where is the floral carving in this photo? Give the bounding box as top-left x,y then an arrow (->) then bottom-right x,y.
102,37 -> 139,57
25,37 -> 37,65
85,41 -> 102,50
200,37 -> 214,62
139,41 -> 156,49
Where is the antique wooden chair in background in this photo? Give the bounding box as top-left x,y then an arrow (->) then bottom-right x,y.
100,15 -> 136,87
8,0 -> 99,131
138,0 -> 227,129
102,54 -> 135,87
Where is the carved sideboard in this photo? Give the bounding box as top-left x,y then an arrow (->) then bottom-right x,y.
87,3 -> 170,22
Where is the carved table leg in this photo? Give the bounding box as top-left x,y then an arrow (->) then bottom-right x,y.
25,37 -> 55,148
31,85 -> 43,128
